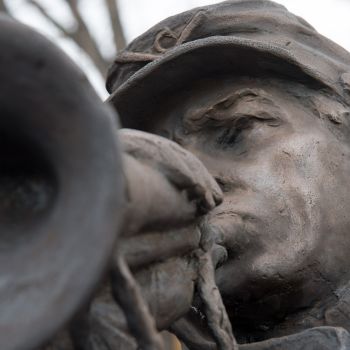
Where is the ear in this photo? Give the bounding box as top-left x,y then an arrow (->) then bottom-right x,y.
311,94 -> 347,125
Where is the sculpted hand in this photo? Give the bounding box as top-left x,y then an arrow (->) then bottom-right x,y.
41,130 -> 225,350
67,129 -> 223,349
119,128 -> 222,234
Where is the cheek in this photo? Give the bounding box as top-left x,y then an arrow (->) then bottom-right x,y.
268,132 -> 350,285
242,134 -> 331,275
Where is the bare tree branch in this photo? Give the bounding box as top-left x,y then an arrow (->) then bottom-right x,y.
29,0 -> 112,77
28,0 -> 70,36
63,0 -> 110,77
21,0 -> 128,87
105,0 -> 126,51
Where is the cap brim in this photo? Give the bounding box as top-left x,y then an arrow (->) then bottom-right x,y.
107,36 -> 338,130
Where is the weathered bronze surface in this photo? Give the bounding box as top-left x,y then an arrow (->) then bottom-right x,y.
0,15 -> 124,350
3,0 -> 350,349
105,1 -> 350,349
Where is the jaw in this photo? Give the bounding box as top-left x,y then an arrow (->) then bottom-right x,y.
215,248 -> 344,343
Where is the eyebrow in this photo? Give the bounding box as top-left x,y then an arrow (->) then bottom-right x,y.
183,88 -> 284,131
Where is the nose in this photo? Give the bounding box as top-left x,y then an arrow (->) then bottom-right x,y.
180,146 -> 237,190
171,136 -> 249,197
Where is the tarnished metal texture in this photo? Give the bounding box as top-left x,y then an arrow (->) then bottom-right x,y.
0,15 -> 124,350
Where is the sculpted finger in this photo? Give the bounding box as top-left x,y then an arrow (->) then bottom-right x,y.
211,244 -> 228,268
119,129 -> 189,170
122,153 -> 198,235
134,258 -> 197,330
207,175 -> 223,206
159,142 -> 223,212
119,129 -> 222,214
119,226 -> 201,269
199,187 -> 217,213
119,129 -> 196,187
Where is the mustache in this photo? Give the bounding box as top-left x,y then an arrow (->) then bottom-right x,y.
200,207 -> 259,255
121,207 -> 257,269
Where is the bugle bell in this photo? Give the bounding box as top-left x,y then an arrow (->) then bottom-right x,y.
0,15 -> 124,350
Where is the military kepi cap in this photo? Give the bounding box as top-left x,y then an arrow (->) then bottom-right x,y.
106,0 -> 350,130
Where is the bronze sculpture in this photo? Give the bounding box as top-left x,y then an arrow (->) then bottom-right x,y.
2,0 -> 350,349
106,0 -> 350,349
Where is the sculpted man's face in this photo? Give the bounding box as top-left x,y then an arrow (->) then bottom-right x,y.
149,76 -> 350,336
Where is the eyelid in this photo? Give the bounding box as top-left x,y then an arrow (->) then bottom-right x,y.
183,97 -> 284,132
249,112 -> 282,126
185,112 -> 281,133
220,112 -> 281,128
228,98 -> 284,125
216,113 -> 279,147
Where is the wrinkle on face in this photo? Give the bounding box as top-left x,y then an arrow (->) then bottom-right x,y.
182,87 -> 284,133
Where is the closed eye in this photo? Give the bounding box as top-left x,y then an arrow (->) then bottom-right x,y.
216,116 -> 254,145
215,114 -> 279,147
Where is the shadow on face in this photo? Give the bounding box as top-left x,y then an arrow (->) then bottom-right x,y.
149,76 -> 350,340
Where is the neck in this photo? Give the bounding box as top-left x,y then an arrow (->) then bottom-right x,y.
264,282 -> 350,342
232,281 -> 350,344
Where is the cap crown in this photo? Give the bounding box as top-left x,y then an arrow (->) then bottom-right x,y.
107,0 -> 350,97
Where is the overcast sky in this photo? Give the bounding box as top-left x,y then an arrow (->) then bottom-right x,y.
6,0 -> 350,98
